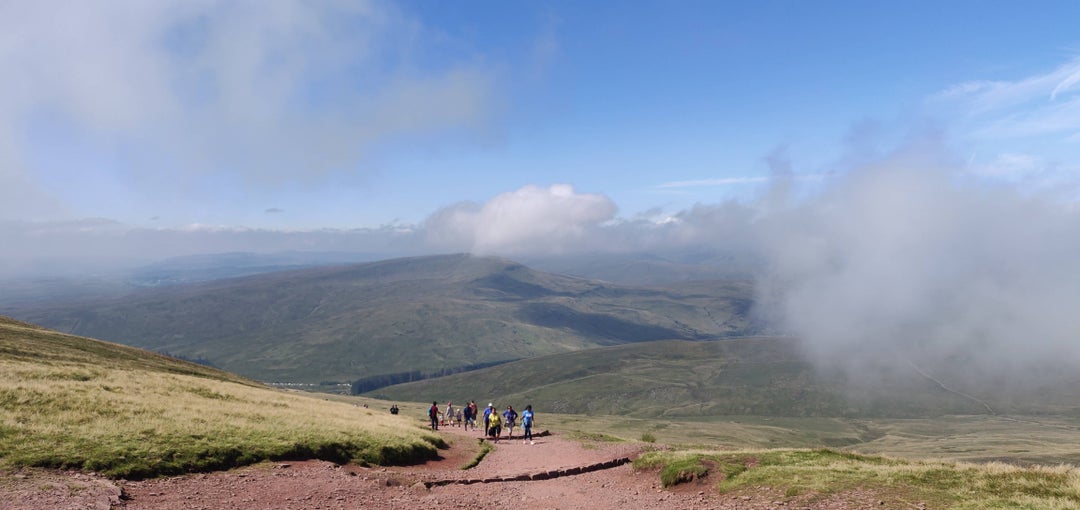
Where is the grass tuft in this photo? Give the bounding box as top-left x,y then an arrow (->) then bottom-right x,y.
462,441 -> 495,470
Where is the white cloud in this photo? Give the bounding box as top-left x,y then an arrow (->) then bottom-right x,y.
0,0 -> 495,220
755,139 -> 1080,386
424,184 -> 617,255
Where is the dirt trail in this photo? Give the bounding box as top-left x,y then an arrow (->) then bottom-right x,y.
1,424 -> 899,509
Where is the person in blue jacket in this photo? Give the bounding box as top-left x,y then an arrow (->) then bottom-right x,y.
521,405 -> 535,444
482,403 -> 494,436
463,401 -> 474,431
502,405 -> 518,438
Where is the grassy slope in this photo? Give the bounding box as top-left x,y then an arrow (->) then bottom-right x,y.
0,316 -> 443,479
6,254 -> 756,383
368,337 -> 1006,418
635,448 -> 1080,509
6,315 -> 1080,505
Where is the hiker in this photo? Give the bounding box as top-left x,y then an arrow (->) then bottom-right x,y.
390,404 -> 399,415
483,403 -> 494,436
487,407 -> 502,442
463,401 -> 474,431
503,405 -> 518,439
469,401 -> 478,429
444,401 -> 454,426
428,401 -> 439,431
521,405 -> 535,444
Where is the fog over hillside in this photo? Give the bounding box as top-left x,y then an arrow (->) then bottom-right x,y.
756,140 -> 1080,387
4,139 -> 1080,390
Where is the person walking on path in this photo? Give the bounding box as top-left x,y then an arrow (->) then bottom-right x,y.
463,402 -> 474,431
487,408 -> 502,442
502,405 -> 518,439
428,401 -> 439,431
521,405 -> 535,444
482,403 -> 494,437
444,402 -> 454,427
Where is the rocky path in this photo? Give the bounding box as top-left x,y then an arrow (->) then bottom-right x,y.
1,424 -> 899,509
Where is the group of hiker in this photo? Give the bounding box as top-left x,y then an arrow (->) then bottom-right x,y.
425,400 -> 536,444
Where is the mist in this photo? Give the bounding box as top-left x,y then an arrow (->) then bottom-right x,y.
755,139 -> 1080,389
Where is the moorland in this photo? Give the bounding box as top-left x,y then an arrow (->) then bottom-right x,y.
5,253 -> 1080,508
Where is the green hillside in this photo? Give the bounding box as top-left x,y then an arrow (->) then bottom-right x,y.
368,337 -> 1079,418
6,254 -> 756,384
0,316 -> 442,478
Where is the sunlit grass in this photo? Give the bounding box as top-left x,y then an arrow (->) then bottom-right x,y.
9,313 -> 1080,509
635,448 -> 1080,509
0,318 -> 444,479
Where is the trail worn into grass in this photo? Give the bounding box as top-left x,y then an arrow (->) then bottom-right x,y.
1,426 -> 917,509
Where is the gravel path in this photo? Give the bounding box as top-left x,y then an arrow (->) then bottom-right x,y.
0,425 -> 905,509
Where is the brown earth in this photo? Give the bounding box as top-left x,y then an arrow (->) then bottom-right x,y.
0,425 -> 914,509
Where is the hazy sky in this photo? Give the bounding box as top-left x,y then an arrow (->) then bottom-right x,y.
3,0 -> 1080,266
6,0 -> 1080,384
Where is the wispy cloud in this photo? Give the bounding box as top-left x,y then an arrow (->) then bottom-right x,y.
935,58 -> 1080,111
0,1 -> 496,221
929,56 -> 1080,197
932,57 -> 1080,140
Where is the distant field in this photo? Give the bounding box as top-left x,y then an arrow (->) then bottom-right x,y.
635,448 -> 1080,509
526,411 -> 1080,467
367,337 -> 1036,418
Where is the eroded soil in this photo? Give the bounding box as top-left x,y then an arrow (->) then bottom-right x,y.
0,425 -> 916,509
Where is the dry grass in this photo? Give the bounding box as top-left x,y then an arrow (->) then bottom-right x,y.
0,318 -> 444,479
635,448 -> 1080,509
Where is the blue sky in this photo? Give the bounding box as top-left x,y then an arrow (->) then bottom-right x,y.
3,0 -> 1080,266
6,1 -> 1080,374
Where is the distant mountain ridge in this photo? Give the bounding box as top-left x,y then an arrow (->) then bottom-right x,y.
128,251 -> 386,287
8,254 -> 758,384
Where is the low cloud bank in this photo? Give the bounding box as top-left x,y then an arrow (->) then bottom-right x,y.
755,142 -> 1080,386
5,143 -> 1080,390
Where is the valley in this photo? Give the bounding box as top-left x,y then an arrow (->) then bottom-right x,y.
5,253 -> 1080,508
